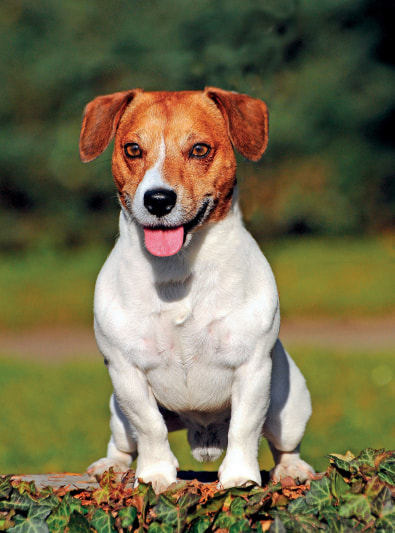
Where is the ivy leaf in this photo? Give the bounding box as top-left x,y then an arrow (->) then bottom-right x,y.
305,477 -> 332,512
147,522 -> 173,533
338,493 -> 373,524
229,518 -> 252,532
46,493 -> 85,533
214,511 -> 241,530
7,514 -> 49,533
230,497 -> 247,517
152,494 -> 178,526
0,509 -> 16,530
186,491 -> 227,523
271,509 -> 322,533
353,448 -> 382,468
0,492 -> 34,512
0,477 -> 13,499
65,511 -> 90,533
378,457 -> 395,486
287,496 -> 311,515
371,486 -> 394,519
28,505 -> 52,521
330,470 -> 350,502
327,451 -> 356,473
188,515 -> 211,533
364,476 -> 385,501
90,508 -> 116,533
118,506 -> 137,528
375,506 -> 395,533
269,513 -> 286,532
136,482 -> 157,522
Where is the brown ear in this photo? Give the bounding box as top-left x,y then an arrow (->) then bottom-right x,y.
79,89 -> 142,162
205,87 -> 269,161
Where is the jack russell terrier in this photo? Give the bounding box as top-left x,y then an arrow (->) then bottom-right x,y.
79,87 -> 314,493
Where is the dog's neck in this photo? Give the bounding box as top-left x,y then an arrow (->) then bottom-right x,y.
118,190 -> 243,285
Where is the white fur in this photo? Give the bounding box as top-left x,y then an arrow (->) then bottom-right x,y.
88,191 -> 314,492
131,136 -> 187,229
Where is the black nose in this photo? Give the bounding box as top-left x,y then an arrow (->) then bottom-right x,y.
144,188 -> 177,218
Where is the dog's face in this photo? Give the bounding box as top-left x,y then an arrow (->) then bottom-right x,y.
80,88 -> 268,256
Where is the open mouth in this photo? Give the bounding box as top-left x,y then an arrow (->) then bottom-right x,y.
143,200 -> 210,257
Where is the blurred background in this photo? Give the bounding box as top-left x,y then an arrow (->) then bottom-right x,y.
0,0 -> 394,475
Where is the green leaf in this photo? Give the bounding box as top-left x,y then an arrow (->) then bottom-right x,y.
375,506 -> 395,533
325,514 -> 352,533
118,506 -> 137,528
153,494 -> 178,526
230,497 -> 247,517
0,492 -> 34,512
66,511 -> 90,533
327,451 -> 355,473
137,483 -> 158,522
305,477 -> 332,512
364,476 -> 385,501
186,491 -> 227,523
268,513 -> 286,533
0,509 -> 15,531
188,515 -> 211,533
287,496 -> 311,515
371,486 -> 394,519
214,511 -> 239,529
378,458 -> 395,486
46,494 -> 85,533
353,448 -> 382,468
229,518 -> 252,532
338,493 -> 373,524
271,509 -> 322,533
28,505 -> 52,521
330,470 -> 350,501
0,477 -> 13,499
147,522 -> 173,533
90,508 -> 116,533
7,515 -> 49,533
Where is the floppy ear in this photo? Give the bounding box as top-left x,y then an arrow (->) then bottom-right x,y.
205,87 -> 269,161
79,89 -> 142,162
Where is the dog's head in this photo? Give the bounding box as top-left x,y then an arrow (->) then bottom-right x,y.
80,88 -> 268,257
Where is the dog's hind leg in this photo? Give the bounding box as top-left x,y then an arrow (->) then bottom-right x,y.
263,339 -> 314,482
87,393 -> 137,481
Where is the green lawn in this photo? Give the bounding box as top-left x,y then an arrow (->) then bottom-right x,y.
0,236 -> 394,328
0,347 -> 393,475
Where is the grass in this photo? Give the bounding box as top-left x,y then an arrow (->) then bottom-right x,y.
0,236 -> 394,328
264,235 -> 395,318
0,347 -> 393,475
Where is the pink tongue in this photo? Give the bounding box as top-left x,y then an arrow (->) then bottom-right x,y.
144,226 -> 184,257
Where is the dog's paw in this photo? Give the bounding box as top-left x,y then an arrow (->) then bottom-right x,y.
87,457 -> 130,482
271,455 -> 315,484
218,453 -> 261,489
135,461 -> 178,494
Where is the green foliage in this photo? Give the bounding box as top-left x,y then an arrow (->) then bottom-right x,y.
0,0 -> 393,249
0,449 -> 394,531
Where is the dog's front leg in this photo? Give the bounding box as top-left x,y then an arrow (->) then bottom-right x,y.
218,348 -> 272,488
108,361 -> 179,493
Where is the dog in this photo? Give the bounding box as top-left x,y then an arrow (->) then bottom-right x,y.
79,87 -> 314,493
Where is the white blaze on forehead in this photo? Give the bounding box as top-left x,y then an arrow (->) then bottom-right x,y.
132,136 -> 170,215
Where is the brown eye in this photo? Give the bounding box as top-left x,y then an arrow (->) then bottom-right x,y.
190,143 -> 211,158
124,143 -> 142,158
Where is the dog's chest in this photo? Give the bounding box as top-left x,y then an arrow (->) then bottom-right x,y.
145,297 -> 239,410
